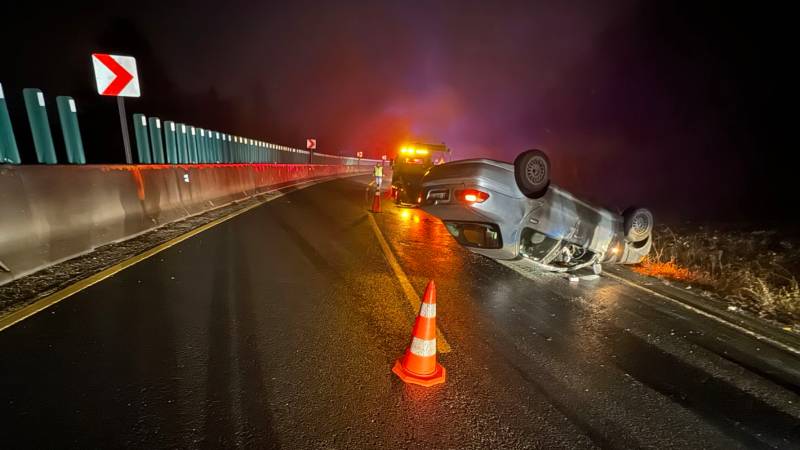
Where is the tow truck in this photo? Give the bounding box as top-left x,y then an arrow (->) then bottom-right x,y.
391,142 -> 449,206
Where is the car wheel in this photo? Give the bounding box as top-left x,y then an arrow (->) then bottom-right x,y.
623,207 -> 653,242
514,149 -> 551,198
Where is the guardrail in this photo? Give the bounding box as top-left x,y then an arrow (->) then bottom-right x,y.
0,163 -> 368,285
0,82 -> 376,166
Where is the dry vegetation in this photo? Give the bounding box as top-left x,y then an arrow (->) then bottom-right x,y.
633,224 -> 800,327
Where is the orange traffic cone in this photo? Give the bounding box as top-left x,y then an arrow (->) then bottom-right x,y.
371,187 -> 382,213
392,280 -> 446,386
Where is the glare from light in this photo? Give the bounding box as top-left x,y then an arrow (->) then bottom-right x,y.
464,193 -> 478,202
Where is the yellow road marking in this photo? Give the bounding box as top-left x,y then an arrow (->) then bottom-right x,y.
603,271 -> 800,357
367,213 -> 452,353
0,178 -> 331,333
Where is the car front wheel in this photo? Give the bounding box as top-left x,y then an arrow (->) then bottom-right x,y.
623,207 -> 653,242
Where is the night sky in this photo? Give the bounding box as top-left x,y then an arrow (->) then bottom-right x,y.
1,1 -> 793,222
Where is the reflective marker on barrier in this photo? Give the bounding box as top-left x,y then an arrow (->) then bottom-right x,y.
177,124 -> 188,163
164,120 -> 178,164
132,113 -> 152,164
23,88 -> 57,164
0,82 -> 22,164
56,96 -> 86,164
188,126 -> 198,163
148,117 -> 166,164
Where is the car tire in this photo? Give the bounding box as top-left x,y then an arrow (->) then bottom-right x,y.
514,149 -> 551,198
623,207 -> 653,242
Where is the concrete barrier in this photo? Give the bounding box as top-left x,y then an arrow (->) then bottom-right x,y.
0,163 -> 368,285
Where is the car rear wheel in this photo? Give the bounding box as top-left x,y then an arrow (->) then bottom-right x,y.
514,149 -> 551,198
623,207 -> 653,242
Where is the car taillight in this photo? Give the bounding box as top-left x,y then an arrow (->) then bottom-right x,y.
455,189 -> 490,204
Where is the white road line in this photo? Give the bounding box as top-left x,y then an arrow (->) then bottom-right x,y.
367,213 -> 452,353
497,257 -> 800,357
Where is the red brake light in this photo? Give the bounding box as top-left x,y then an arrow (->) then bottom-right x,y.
456,189 -> 490,204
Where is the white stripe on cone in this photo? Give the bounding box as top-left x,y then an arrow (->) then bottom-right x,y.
410,337 -> 437,357
419,303 -> 436,318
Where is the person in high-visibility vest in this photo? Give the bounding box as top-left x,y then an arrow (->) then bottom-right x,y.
374,162 -> 384,188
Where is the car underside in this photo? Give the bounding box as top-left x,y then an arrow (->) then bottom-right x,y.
419,150 -> 653,273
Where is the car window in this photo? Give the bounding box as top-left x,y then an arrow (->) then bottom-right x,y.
520,228 -> 558,260
444,222 -> 502,249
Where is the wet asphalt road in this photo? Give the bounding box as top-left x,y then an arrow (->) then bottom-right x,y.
1,175 -> 799,449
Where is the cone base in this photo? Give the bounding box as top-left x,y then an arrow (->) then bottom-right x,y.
392,359 -> 446,387
371,196 -> 381,213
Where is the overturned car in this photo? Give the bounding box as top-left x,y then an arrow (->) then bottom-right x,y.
419,150 -> 652,273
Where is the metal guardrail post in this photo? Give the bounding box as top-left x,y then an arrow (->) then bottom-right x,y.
148,117 -> 165,164
23,88 -> 57,164
0,82 -> 21,164
164,121 -> 178,164
55,96 -> 86,164
132,113 -> 151,163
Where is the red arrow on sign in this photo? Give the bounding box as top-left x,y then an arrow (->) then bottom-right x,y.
93,53 -> 134,96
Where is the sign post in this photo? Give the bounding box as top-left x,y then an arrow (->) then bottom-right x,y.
117,97 -> 133,164
306,138 -> 316,164
92,53 -> 141,164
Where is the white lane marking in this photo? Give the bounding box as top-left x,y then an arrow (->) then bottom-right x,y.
603,271 -> 800,357
367,213 -> 451,353
497,257 -> 800,357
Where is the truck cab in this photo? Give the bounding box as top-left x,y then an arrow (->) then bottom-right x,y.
391,143 -> 447,205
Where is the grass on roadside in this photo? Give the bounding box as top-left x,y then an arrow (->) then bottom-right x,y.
632,224 -> 800,327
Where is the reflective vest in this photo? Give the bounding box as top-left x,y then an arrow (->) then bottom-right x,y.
374,165 -> 383,177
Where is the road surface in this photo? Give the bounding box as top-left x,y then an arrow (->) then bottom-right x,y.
1,175 -> 798,448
